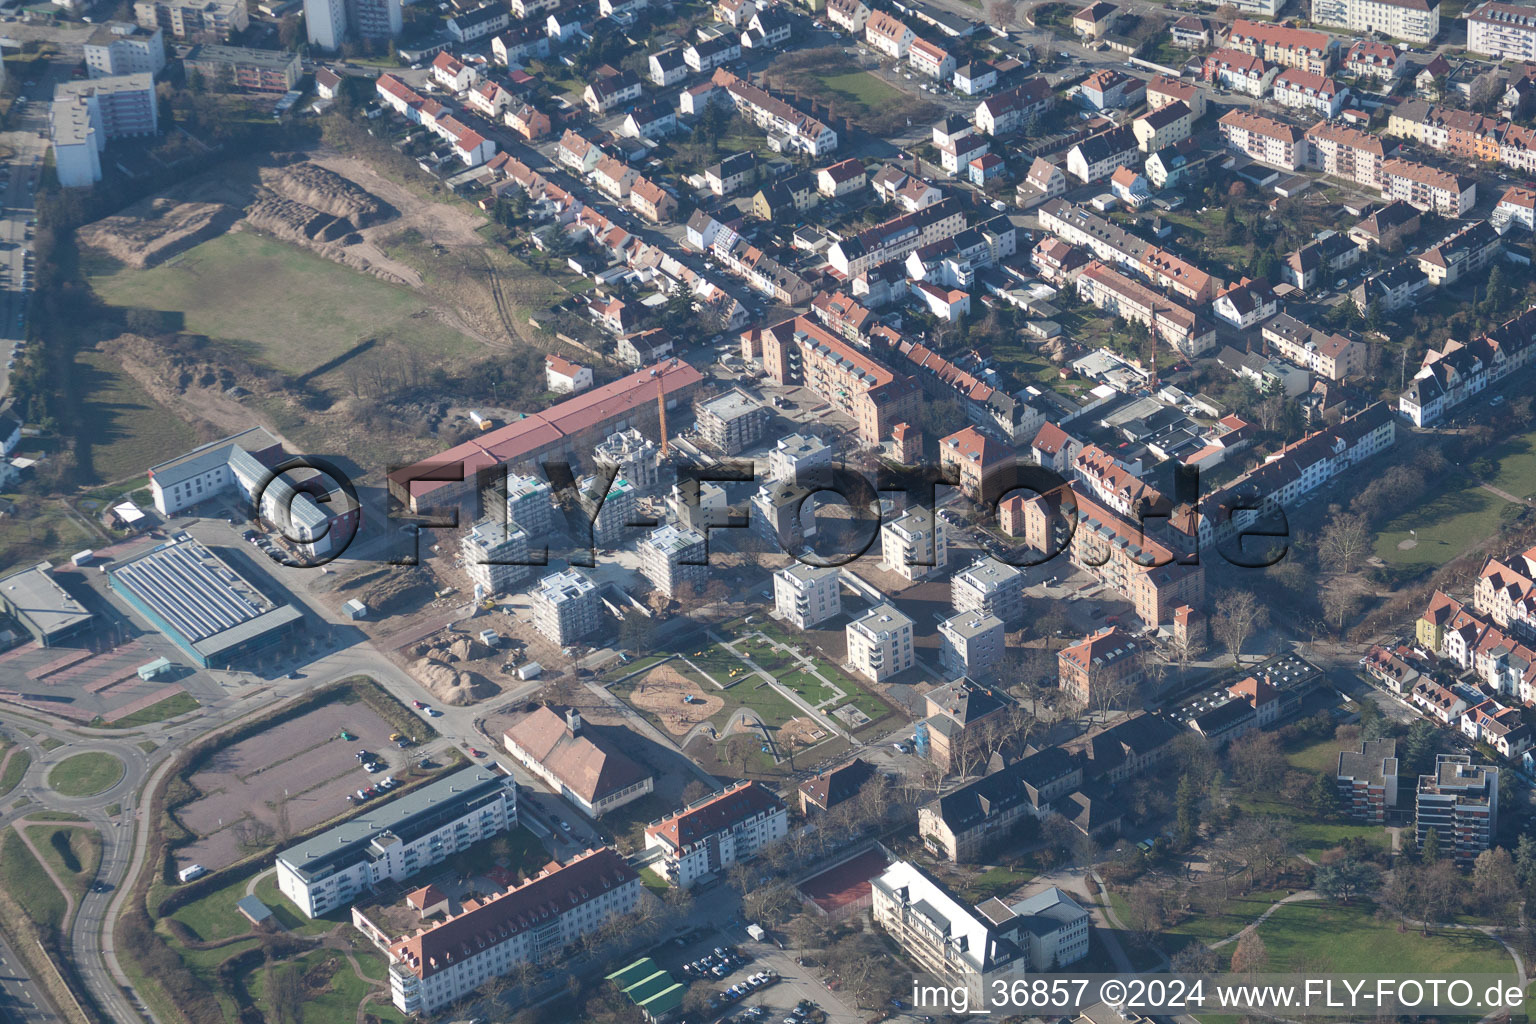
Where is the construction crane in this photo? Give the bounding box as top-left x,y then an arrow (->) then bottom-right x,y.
654,369 -> 670,458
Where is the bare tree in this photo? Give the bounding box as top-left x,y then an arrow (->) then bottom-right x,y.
1213,590 -> 1268,666
1319,508 -> 1371,574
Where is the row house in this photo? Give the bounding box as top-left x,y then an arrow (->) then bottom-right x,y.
1219,108 -> 1306,170
1495,185 -> 1536,232
974,77 -> 1053,135
710,227 -> 815,305
1262,312 -> 1365,380
1381,158 -> 1475,216
1140,245 -> 1220,304
1133,100 -> 1194,153
1203,47 -> 1277,97
1400,305 -> 1536,424
1037,198 -> 1149,271
1461,699 -> 1533,759
432,51 -> 478,93
1272,68 -> 1346,117
1079,68 -> 1144,111
648,46 -> 687,86
1072,444 -> 1167,520
686,32 -> 741,72
1065,124 -> 1138,184
592,155 -> 640,199
909,36 -> 955,80
1282,232 -> 1359,292
818,157 -> 867,197
866,9 -> 916,57
1474,548 -> 1536,641
1226,19 -> 1336,74
1197,403 -> 1395,550
827,0 -> 870,33
1348,199 -> 1420,250
622,102 -> 677,140
555,128 -> 604,174
827,196 -> 967,277
1344,39 -> 1403,79
711,68 -> 839,156
1146,74 -> 1206,119
490,24 -> 550,65
1415,220 -> 1500,286
1212,276 -> 1278,329
1076,260 -> 1217,357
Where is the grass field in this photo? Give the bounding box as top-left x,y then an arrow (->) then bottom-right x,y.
244,947 -> 408,1024
46,752 -> 125,798
1284,734 -> 1345,775
815,70 -> 904,108
0,747 -> 31,799
25,824 -> 102,909
100,691 -> 200,728
1376,425 -> 1536,569
87,232 -> 481,377
1256,900 -> 1513,977
76,350 -> 198,482
1234,798 -> 1391,856
0,495 -> 103,568
0,827 -> 67,932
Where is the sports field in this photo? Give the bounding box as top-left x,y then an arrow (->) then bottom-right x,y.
815,70 -> 904,108
87,232 -> 480,376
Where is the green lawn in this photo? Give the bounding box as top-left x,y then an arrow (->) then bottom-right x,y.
245,946 -> 405,1024
1284,734 -> 1345,775
0,747 -> 31,798
170,875 -> 258,943
1256,900 -> 1514,977
0,827 -> 67,933
252,872 -> 335,936
1234,798 -> 1390,856
1376,424 -> 1536,569
99,691 -> 200,728
25,824 -> 102,910
46,752 -> 124,798
815,70 -> 904,108
641,865 -> 671,894
87,232 -> 480,377
955,866 -> 1035,904
75,351 -> 198,483
1375,473 -> 1509,569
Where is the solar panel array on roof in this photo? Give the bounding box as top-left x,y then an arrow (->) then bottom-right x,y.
112,539 -> 268,643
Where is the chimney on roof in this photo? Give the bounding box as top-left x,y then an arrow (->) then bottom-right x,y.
567,708 -> 582,733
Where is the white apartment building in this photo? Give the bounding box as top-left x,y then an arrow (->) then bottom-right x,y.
594,428 -> 661,492
384,848 -> 639,1015
305,0 -> 346,49
951,555 -> 1024,623
643,781 -> 788,887
939,612 -> 1005,677
1313,0 -> 1439,43
640,523 -> 707,598
83,22 -> 166,77
461,518 -> 532,596
847,604 -> 915,681
52,72 -> 159,186
768,432 -> 833,482
529,569 -> 602,645
581,473 -> 638,548
1468,1 -> 1536,61
276,767 -> 516,918
774,562 -> 842,629
880,506 -> 949,581
504,471 -> 554,537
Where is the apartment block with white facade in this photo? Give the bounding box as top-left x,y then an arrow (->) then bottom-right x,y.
951,555 -> 1025,624
774,562 -> 842,629
939,612 -> 1005,677
461,518 -> 532,596
880,506 -> 948,581
529,568 -> 602,645
643,781 -> 788,887
1468,0 -> 1536,60
276,767 -> 516,918
847,604 -> 915,681
640,523 -> 707,598
1313,0 -> 1439,43
83,22 -> 166,77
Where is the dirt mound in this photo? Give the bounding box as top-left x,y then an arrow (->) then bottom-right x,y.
412,659 -> 498,705
261,163 -> 395,227
78,198 -> 241,269
244,194 -> 349,243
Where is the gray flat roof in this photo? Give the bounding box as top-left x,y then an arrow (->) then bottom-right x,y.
0,562 -> 92,639
110,537 -> 298,657
148,426 -> 281,490
277,766 -> 510,880
699,387 -> 764,423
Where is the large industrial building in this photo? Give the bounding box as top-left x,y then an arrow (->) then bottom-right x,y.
0,562 -> 94,648
276,766 -> 517,917
389,361 -> 703,515
107,537 -> 303,669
